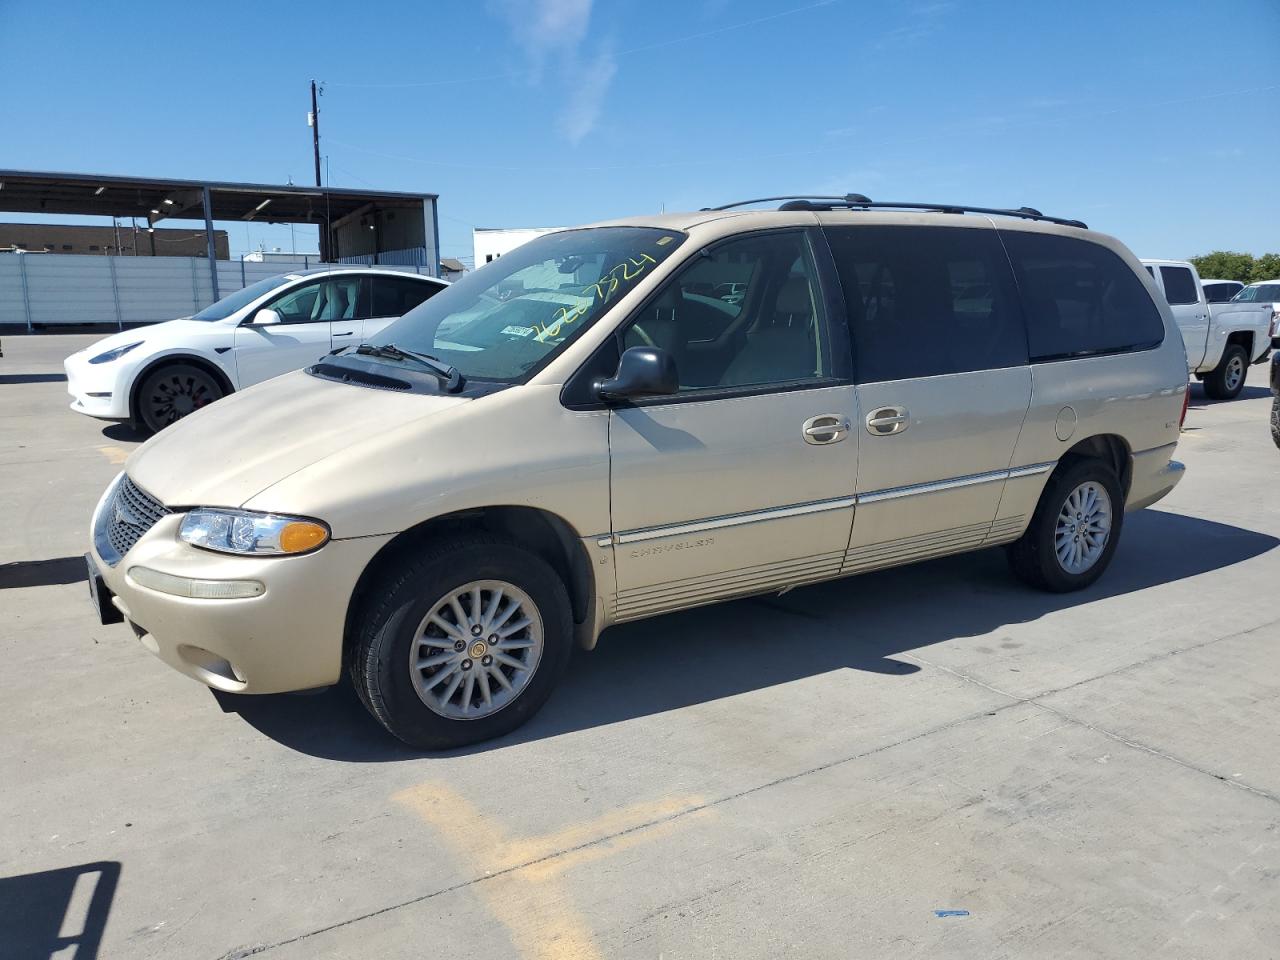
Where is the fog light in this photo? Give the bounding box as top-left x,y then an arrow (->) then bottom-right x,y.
128,566 -> 264,599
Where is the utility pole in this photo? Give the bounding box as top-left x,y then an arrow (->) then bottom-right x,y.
309,80 -> 323,187
309,79 -> 327,259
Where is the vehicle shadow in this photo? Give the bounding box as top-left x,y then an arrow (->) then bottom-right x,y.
220,510 -> 1277,761
100,422 -> 148,443
1187,383 -> 1271,406
0,861 -> 120,959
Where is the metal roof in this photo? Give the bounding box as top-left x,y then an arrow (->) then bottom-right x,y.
0,169 -> 436,226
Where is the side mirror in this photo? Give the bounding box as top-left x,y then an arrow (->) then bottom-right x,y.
596,346 -> 678,402
250,308 -> 282,326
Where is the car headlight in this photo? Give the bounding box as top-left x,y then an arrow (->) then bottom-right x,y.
89,341 -> 143,364
179,509 -> 330,556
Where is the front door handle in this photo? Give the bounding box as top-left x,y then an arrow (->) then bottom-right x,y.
333,331 -> 354,337
802,414 -> 850,445
866,406 -> 910,436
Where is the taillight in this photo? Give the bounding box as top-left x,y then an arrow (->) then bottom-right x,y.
1179,386 -> 1190,429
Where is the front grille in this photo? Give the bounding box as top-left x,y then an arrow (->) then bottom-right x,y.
96,475 -> 170,566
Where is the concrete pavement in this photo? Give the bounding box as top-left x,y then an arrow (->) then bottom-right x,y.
2,333 -> 1278,959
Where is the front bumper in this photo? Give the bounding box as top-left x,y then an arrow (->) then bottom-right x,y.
1126,444 -> 1185,512
65,352 -> 133,421
92,513 -> 392,694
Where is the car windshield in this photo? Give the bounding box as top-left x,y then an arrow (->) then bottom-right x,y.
1231,283 -> 1280,303
190,274 -> 297,321
364,227 -> 686,382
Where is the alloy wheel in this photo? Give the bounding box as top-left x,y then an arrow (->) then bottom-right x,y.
1054,480 -> 1113,574
408,580 -> 544,720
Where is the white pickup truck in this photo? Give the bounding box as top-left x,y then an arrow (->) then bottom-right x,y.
1142,259 -> 1273,400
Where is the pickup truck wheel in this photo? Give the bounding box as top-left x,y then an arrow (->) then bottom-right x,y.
1006,459 -> 1124,593
350,535 -> 573,750
1271,397 -> 1280,450
1203,344 -> 1249,400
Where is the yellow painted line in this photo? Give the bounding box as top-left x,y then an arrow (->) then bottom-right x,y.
96,445 -> 130,464
394,783 -> 711,960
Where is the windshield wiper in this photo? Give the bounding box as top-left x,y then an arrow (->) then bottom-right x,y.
355,343 -> 465,392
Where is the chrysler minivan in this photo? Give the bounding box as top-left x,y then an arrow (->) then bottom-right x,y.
85,197 -> 1188,748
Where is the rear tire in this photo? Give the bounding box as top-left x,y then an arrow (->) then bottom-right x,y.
136,362 -> 224,434
350,535 -> 573,750
1271,397 -> 1280,450
1006,459 -> 1125,593
1203,344 -> 1249,400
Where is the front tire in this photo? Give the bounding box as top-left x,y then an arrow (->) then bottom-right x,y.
350,536 -> 573,750
1006,459 -> 1125,593
1203,344 -> 1249,400
136,362 -> 224,433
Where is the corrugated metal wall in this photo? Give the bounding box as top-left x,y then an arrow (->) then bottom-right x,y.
0,255 -> 429,328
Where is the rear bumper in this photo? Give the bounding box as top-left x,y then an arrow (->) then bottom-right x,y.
65,353 -> 133,420
1126,444 -> 1184,512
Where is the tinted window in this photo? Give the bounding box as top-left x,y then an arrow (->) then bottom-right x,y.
372,276 -> 443,317
1001,232 -> 1164,361
619,231 -> 831,391
1202,281 -> 1241,303
825,225 -> 1026,382
1159,266 -> 1199,305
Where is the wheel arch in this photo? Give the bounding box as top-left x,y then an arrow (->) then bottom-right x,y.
1053,433 -> 1132,498
1224,329 -> 1254,360
128,353 -> 235,423
343,505 -> 596,667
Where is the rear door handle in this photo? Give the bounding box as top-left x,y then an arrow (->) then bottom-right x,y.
802,414 -> 849,444
333,331 -> 354,337
866,406 -> 910,436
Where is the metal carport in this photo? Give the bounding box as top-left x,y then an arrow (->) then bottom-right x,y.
0,169 -> 441,301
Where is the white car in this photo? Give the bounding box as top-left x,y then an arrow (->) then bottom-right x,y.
65,267 -> 446,432
1231,279 -> 1280,348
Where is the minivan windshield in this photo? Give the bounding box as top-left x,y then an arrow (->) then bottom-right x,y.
364,227 -> 686,382
1231,283 -> 1280,303
191,274 -> 296,321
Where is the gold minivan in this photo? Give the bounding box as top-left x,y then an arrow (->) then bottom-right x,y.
85,198 -> 1188,748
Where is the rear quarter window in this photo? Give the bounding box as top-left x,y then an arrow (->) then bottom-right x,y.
1000,231 -> 1164,362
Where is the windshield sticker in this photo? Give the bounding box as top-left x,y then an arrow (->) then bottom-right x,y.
501,324 -> 536,337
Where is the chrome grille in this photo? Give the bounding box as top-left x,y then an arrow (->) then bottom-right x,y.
96,475 -> 170,566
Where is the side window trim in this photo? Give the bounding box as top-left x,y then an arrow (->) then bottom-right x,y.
560,227 -> 853,411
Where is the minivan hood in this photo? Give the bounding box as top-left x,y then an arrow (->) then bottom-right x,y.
126,370 -> 468,508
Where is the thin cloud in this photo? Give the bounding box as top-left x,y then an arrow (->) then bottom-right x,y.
489,0 -> 615,144
561,46 -> 618,145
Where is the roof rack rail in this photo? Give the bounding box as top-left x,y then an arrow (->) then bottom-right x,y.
704,195 -> 1087,229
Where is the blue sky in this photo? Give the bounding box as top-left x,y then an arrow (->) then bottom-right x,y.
2,0 -> 1277,264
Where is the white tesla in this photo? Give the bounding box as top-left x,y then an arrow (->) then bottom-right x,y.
64,267 -> 447,433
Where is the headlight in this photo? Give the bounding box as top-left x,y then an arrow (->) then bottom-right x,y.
179,509 -> 330,556
89,341 -> 143,364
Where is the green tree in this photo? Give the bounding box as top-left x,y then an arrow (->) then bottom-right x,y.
1250,253 -> 1280,282
1188,251 -> 1255,283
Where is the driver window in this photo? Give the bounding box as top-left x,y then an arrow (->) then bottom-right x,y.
622,231 -> 829,391
267,277 -> 367,323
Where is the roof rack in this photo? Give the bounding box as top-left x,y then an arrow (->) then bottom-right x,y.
703,194 -> 1087,229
